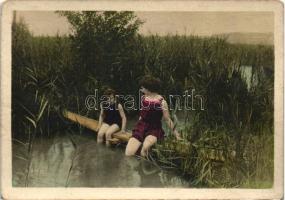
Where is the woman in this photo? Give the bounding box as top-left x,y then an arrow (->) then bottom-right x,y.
96,88 -> 127,146
125,75 -> 181,157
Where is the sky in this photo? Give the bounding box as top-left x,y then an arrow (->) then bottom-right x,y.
15,11 -> 274,36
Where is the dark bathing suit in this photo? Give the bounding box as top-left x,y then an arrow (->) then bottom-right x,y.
132,96 -> 165,142
103,103 -> 122,128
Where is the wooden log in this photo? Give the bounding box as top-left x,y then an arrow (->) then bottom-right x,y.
63,110 -> 132,143
63,110 -> 98,131
108,138 -> 121,144
113,131 -> 132,141
63,110 -> 229,162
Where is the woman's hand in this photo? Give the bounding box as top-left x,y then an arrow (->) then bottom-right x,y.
174,130 -> 182,140
161,100 -> 183,141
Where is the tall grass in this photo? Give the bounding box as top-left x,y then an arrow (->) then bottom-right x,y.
131,35 -> 273,188
12,18 -> 274,188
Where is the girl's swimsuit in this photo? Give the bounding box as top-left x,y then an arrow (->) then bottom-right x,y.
132,96 -> 165,142
103,103 -> 122,128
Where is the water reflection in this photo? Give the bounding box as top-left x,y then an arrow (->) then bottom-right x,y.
13,133 -> 189,187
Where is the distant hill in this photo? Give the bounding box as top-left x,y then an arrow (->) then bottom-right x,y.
215,32 -> 274,45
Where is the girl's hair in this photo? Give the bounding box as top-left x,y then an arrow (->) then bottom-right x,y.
101,88 -> 119,114
139,75 -> 161,93
103,88 -> 116,96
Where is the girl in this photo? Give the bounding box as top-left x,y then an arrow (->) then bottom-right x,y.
96,88 -> 127,146
125,75 -> 181,157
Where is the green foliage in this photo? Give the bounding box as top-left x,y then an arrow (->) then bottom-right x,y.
57,11 -> 143,92
12,21 -> 72,140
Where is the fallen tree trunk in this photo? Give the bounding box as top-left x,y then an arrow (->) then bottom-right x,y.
63,110 -> 132,143
63,110 -> 230,162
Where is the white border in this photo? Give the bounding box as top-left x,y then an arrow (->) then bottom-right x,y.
1,0 -> 283,199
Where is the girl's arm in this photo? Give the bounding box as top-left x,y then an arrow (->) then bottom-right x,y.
96,104 -> 104,132
118,104 -> 127,132
162,100 -> 182,140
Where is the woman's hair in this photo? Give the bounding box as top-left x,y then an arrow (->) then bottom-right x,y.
139,75 -> 161,93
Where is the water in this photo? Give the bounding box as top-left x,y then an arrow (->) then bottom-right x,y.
12,131 -> 190,187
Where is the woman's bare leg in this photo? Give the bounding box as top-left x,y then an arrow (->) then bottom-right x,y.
125,137 -> 142,156
140,135 -> 157,157
105,124 -> 120,146
97,123 -> 110,143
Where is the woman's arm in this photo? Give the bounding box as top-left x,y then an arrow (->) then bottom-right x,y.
162,100 -> 182,140
96,104 -> 104,132
118,104 -> 127,132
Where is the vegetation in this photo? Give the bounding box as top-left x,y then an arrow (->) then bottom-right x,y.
12,12 -> 274,188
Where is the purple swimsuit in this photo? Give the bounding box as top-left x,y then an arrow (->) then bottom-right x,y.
132,97 -> 165,142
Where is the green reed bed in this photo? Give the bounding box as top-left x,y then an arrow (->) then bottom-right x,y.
12,12 -> 274,188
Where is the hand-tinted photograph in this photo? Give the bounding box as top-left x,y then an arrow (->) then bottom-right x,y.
12,10 -> 274,188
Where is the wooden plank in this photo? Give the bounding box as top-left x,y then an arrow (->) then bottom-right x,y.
63,110 -> 132,142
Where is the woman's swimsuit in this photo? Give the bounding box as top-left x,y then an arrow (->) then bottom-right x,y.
103,103 -> 122,128
132,96 -> 165,142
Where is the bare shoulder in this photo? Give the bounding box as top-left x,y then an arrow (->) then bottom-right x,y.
157,94 -> 164,100
161,99 -> 168,108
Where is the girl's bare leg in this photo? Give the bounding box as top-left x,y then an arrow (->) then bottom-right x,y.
125,138 -> 142,156
140,135 -> 157,157
105,124 -> 120,146
97,123 -> 110,143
